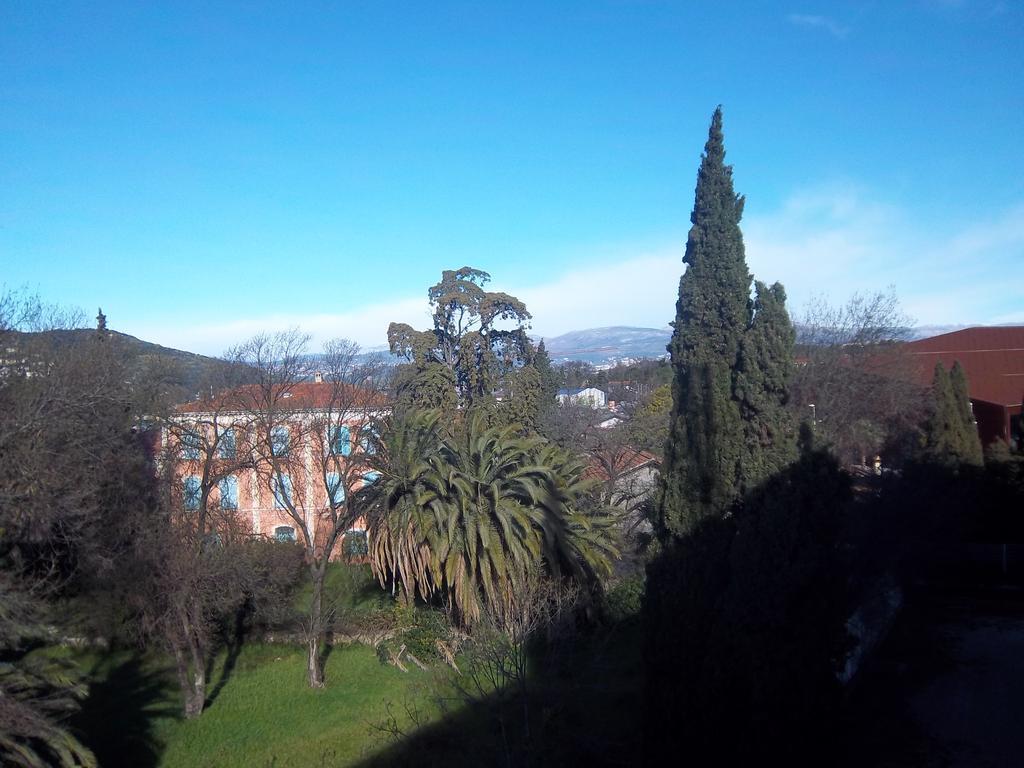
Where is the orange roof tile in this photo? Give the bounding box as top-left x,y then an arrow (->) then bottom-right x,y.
177,381 -> 390,413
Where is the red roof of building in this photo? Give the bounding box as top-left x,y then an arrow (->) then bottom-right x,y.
176,381 -> 390,413
583,448 -> 660,482
905,327 -> 1024,407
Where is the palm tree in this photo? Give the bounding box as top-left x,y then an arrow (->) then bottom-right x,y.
368,410 -> 618,627
364,410 -> 444,604
425,414 -> 550,625
531,442 -> 618,586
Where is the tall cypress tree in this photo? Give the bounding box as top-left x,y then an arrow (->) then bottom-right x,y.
925,362 -> 956,461
950,361 -> 984,465
735,281 -> 798,489
533,339 -> 559,405
924,361 -> 982,466
660,107 -> 754,537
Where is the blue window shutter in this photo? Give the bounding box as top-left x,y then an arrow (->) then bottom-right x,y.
220,476 -> 238,510
219,428 -> 236,459
332,425 -> 351,456
363,471 -> 380,485
360,425 -> 377,455
272,426 -> 289,456
327,472 -> 344,505
273,475 -> 293,509
183,476 -> 201,509
183,432 -> 201,460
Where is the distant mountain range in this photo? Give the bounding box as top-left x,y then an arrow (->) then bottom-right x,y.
14,324 -> 1015,388
535,326 -> 672,364
535,324 -> 1009,365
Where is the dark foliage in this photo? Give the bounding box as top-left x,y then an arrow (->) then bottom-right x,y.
660,108 -> 795,537
644,449 -> 851,765
923,361 -> 983,467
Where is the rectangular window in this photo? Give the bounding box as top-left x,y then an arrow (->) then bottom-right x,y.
326,471 -> 345,506
359,425 -> 377,455
330,424 -> 352,456
274,525 -> 296,542
218,428 -> 236,459
272,474 -> 293,509
219,475 -> 238,510
182,431 -> 201,460
183,476 -> 201,510
271,426 -> 290,457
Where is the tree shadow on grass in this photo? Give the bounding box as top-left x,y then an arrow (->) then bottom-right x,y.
206,603 -> 249,709
357,618 -> 644,768
72,653 -> 179,768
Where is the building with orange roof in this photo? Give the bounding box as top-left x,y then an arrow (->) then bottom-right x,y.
166,379 -> 390,557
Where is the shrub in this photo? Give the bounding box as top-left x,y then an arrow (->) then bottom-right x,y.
604,575 -> 644,623
343,530 -> 369,559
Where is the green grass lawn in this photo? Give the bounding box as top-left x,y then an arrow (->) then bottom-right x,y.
66,564 -> 458,767
73,642 -> 451,768
63,564 -> 644,767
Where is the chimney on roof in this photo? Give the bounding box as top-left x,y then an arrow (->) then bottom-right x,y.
314,371 -> 323,384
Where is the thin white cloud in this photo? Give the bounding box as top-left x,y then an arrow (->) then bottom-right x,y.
513,252 -> 680,340
787,13 -> 850,38
744,187 -> 1024,326
129,188 -> 1024,356
130,296 -> 433,357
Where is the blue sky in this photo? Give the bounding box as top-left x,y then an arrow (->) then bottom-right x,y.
2,1 -> 1022,354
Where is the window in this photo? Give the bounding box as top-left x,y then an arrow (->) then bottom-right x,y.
182,431 -> 201,460
343,530 -> 368,558
271,426 -> 290,457
183,476 -> 201,510
274,525 -> 296,543
218,428 -> 236,459
219,475 -> 238,510
363,471 -> 380,486
272,474 -> 293,509
330,424 -> 351,456
326,471 -> 345,506
359,425 -> 377,455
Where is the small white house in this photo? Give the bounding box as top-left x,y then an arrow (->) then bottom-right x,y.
556,387 -> 607,409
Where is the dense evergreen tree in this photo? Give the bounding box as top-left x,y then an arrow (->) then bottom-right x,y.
735,281 -> 797,489
659,108 -> 795,537
645,447 -> 851,764
388,267 -> 543,429
533,341 -> 558,406
949,361 -> 984,465
496,363 -> 542,432
392,361 -> 458,415
925,361 -> 983,466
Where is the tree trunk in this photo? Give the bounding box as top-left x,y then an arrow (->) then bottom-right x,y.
307,570 -> 326,688
171,635 -> 207,719
176,602 -> 207,718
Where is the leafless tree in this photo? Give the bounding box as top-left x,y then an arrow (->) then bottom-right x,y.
544,403 -> 657,536
133,359 -> 264,719
790,288 -> 927,465
0,289 -> 130,766
229,330 -> 386,688
451,571 -> 580,760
